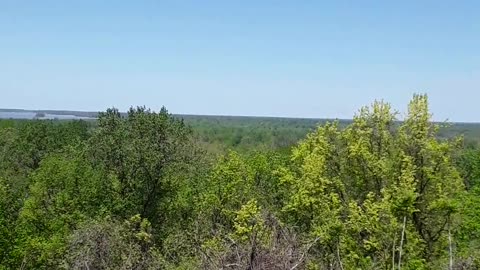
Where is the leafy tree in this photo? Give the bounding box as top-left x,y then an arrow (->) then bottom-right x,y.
0,120 -> 91,269
398,95 -> 464,264
15,147 -> 110,269
281,95 -> 463,269
455,146 -> 480,267
199,151 -> 255,233
88,107 -> 194,223
14,120 -> 89,171
457,147 -> 480,189
0,178 -> 12,268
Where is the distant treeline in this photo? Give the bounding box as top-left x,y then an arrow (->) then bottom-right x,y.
3,109 -> 480,152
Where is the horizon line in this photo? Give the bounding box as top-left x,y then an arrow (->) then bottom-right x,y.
1,107 -> 479,124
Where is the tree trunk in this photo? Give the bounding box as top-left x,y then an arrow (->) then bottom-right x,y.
449,227 -> 453,270
398,216 -> 407,270
392,233 -> 396,270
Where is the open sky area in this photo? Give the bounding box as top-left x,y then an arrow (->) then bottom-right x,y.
0,1 -> 479,121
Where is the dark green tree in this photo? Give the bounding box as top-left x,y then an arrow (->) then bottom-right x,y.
88,106 -> 197,226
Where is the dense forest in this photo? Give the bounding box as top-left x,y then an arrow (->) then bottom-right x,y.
1,94 -> 480,269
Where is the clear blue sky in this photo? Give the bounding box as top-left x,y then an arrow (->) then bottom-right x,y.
1,1 -> 479,121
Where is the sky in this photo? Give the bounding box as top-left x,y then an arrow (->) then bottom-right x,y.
0,1 -> 479,121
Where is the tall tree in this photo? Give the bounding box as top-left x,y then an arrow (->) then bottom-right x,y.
281,95 -> 464,269
88,106 -> 195,224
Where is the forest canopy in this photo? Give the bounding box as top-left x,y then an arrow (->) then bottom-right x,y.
1,95 -> 480,269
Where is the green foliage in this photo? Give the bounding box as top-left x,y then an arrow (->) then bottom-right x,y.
15,149 -> 110,268
88,107 -> 194,223
199,151 -> 255,232
182,115 -> 338,153
1,97 -> 479,269
0,178 -> 10,264
282,96 -> 464,269
232,199 -> 265,242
